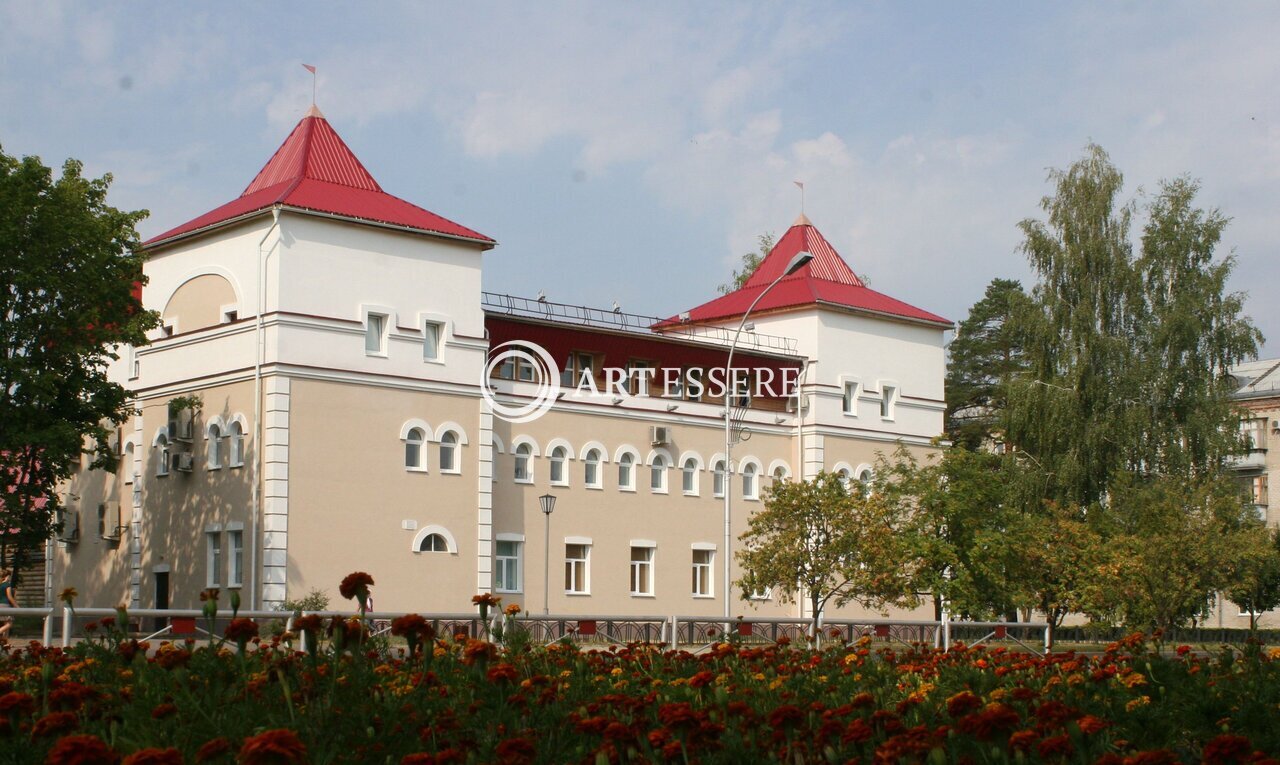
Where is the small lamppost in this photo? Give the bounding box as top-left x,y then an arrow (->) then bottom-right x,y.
539,493 -> 556,615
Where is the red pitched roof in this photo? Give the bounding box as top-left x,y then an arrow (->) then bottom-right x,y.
653,216 -> 950,329
144,106 -> 494,249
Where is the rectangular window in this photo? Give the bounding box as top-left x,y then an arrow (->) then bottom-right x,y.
692,549 -> 713,597
565,543 -> 590,594
561,352 -> 596,389
1243,418 -> 1268,451
206,532 -> 222,587
365,313 -> 387,354
627,359 -> 654,396
842,381 -> 859,415
228,530 -> 244,587
630,546 -> 654,596
713,464 -> 726,498
423,321 -> 442,361
495,540 -> 522,592
880,385 -> 897,419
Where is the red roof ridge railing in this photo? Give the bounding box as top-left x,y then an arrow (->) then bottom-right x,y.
481,291 -> 798,356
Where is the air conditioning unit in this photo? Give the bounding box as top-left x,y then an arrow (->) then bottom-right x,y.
57,509 -> 80,543
1271,419 -> 1280,433
169,417 -> 194,443
650,426 -> 671,446
172,453 -> 195,473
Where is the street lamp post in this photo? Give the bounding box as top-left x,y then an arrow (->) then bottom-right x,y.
539,493 -> 556,615
723,251 -> 814,621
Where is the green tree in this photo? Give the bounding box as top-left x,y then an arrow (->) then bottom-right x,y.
736,472 -> 917,634
718,232 -> 775,294
0,146 -> 157,577
945,278 -> 1030,450
875,445 -> 1017,621
1006,145 -> 1260,509
1226,525 -> 1280,631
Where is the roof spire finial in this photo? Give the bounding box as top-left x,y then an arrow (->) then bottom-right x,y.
302,63 -> 317,106
792,180 -> 811,226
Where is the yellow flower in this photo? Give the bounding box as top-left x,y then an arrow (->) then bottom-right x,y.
1268,647 -> 1280,660
560,670 -> 573,678
610,667 -> 624,676
1125,695 -> 1151,712
989,688 -> 1007,702
1120,672 -> 1147,688
754,672 -> 767,681
651,679 -> 664,688
1067,673 -> 1084,686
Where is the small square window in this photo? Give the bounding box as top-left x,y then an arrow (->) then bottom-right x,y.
423,321 -> 442,361
365,313 -> 387,354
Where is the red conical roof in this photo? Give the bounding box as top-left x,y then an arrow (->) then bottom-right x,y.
145,106 -> 494,249
653,216 -> 949,329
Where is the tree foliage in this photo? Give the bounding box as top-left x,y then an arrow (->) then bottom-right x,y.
1005,145 -> 1261,509
1226,525 -> 1280,630
718,232 -> 775,295
0,145 -> 157,573
944,278 -> 1030,450
736,472 -> 917,632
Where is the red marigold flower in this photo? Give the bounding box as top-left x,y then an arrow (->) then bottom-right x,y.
195,738 -> 231,763
767,704 -> 805,729
461,638 -> 497,666
688,670 -> 715,688
0,691 -> 36,716
44,734 -> 119,765
390,614 -> 428,637
1036,734 -> 1074,759
486,663 -> 519,684
224,618 -> 260,643
494,738 -> 535,765
292,615 -> 322,632
946,691 -> 983,718
1175,644 -> 1192,656
122,748 -> 183,765
1077,714 -> 1109,735
1202,734 -> 1253,765
33,711 -> 79,737
843,718 -> 874,744
471,593 -> 501,607
1008,729 -> 1038,753
338,572 -> 375,601
658,702 -> 701,730
957,703 -> 1021,741
237,728 -> 307,765
850,692 -> 875,709
1123,750 -> 1179,765
151,703 -> 178,720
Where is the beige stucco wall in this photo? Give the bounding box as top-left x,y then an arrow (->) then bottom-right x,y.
161,273 -> 238,334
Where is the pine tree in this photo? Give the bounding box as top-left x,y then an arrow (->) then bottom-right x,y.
945,278 -> 1030,450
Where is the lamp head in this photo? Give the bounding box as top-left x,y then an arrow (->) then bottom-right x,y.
539,493 -> 556,515
784,251 -> 813,276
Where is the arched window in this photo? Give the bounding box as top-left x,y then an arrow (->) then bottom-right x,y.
439,431 -> 459,473
712,460 -> 726,497
584,449 -> 602,488
418,533 -> 449,553
742,462 -> 759,500
514,443 -> 533,482
122,442 -> 135,484
405,427 -> 427,470
155,434 -> 170,477
228,421 -> 245,467
836,468 -> 853,491
550,446 -> 568,485
618,452 -> 635,491
207,423 -> 223,470
682,458 -> 698,495
772,466 -> 788,483
858,468 -> 874,491
650,453 -> 668,493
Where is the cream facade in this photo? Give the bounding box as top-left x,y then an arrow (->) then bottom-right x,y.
50,109 -> 951,621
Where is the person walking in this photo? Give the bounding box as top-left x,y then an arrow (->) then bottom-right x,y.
0,567 -> 17,642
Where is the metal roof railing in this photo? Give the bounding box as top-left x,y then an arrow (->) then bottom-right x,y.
481,292 -> 798,356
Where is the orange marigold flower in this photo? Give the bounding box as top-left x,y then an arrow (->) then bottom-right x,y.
1008,729 -> 1038,753
1077,714 -> 1109,735
471,593 -> 501,608
199,588 -> 220,603
946,690 -> 983,718
688,670 -> 715,688
122,748 -> 183,765
338,572 -> 375,601
486,662 -> 519,684
59,587 -> 78,604
390,614 -> 433,640
32,711 -> 79,737
195,738 -> 231,763
504,603 -> 523,616
461,639 -> 497,666
237,728 -> 307,765
45,734 -> 118,765
292,615 -> 322,632
151,702 -> 178,720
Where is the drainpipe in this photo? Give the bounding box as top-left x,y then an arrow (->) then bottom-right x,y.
253,207 -> 282,611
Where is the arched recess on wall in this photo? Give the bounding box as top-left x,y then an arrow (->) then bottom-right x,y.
161,270 -> 241,333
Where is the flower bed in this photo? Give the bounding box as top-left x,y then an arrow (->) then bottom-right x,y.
4,592 -> 1278,763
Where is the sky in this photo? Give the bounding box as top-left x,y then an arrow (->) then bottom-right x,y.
3,2 -> 1280,353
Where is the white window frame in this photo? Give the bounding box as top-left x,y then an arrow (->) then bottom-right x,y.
629,542 -> 656,597
740,459 -> 760,501
565,538 -> 591,595
494,535 -> 524,593
155,433 -> 170,478
205,529 -> 222,588
227,525 -> 244,588
422,320 -> 443,362
583,448 -> 603,490
364,311 -> 389,356
404,427 -> 428,472
681,458 -> 699,496
691,544 -> 715,598
841,378 -> 861,417
878,381 -> 899,420
712,459 -> 726,498
438,431 -> 460,474
228,419 -> 246,468
648,452 -> 668,494
549,446 -> 569,487
410,525 -> 458,554
206,422 -> 223,470
617,452 -> 636,492
122,442 -> 135,484
514,443 -> 534,483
